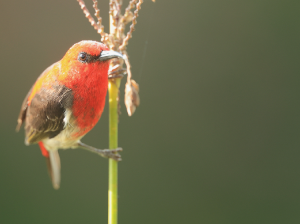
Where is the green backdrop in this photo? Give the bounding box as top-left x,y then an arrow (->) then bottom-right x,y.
1,1 -> 300,223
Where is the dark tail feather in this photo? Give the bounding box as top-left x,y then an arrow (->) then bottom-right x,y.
38,142 -> 61,189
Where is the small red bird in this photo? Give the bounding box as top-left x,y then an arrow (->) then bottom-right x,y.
16,40 -> 123,189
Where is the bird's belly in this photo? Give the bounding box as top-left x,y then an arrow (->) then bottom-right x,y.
42,110 -> 82,150
42,127 -> 81,150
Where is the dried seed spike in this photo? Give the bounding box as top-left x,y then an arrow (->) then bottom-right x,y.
109,0 -> 120,37
119,0 -> 138,43
93,0 -> 101,23
77,0 -> 99,31
118,0 -> 136,35
92,0 -> 108,40
124,0 -> 138,17
119,0 -> 143,52
123,11 -> 134,25
123,53 -> 132,82
125,80 -> 140,116
109,34 -> 117,51
124,54 -> 140,116
113,0 -> 122,38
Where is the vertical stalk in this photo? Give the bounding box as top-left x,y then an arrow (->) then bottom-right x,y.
108,3 -> 120,223
108,78 -> 120,224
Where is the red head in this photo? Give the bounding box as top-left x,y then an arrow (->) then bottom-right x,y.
59,40 -> 122,87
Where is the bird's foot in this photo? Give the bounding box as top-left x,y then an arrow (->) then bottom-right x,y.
97,148 -> 123,161
78,142 -> 122,161
108,68 -> 126,79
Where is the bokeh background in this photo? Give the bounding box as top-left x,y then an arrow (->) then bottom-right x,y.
1,0 -> 300,223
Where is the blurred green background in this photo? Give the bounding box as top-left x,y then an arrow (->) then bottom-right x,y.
1,0 -> 300,223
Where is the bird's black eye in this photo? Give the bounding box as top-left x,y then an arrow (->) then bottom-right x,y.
78,52 -> 87,62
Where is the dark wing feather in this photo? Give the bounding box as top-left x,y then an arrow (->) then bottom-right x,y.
16,62 -> 73,145
16,63 -> 57,132
24,85 -> 73,144
16,87 -> 33,132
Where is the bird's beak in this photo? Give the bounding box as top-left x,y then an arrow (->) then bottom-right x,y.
99,51 -> 124,61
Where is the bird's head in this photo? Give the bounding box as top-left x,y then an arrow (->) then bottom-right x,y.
59,40 -> 123,84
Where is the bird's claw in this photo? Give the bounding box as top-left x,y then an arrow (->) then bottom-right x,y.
99,148 -> 123,161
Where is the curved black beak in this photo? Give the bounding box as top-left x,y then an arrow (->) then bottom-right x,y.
99,50 -> 124,61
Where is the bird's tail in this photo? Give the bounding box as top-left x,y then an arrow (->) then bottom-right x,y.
38,142 -> 61,190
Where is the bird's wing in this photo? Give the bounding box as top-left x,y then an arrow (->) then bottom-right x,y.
16,63 -> 57,132
24,84 -> 73,144
16,62 -> 74,144
16,86 -> 33,132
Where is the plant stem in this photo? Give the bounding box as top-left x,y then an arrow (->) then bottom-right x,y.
109,1 -> 121,223
108,78 -> 120,224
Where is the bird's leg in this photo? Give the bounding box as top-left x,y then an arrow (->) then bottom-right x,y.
77,142 -> 122,161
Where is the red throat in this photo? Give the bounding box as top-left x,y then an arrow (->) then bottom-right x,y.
68,62 -> 109,137
59,43 -> 110,137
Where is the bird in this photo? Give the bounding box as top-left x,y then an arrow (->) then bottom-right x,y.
16,40 -> 123,189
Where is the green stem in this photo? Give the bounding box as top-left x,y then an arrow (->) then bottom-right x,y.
108,78 -> 121,224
